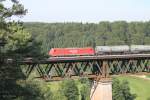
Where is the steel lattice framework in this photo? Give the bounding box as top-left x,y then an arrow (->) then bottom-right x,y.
20,54 -> 150,81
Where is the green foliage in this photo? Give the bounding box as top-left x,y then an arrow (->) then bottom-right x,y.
0,60 -> 51,100
80,85 -> 90,100
0,0 -> 26,18
4,22 -> 31,52
79,78 -> 91,100
0,0 -> 30,56
112,78 -> 136,100
0,63 -> 25,100
0,1 -> 37,100
53,91 -> 67,100
19,80 -> 53,100
60,80 -> 79,100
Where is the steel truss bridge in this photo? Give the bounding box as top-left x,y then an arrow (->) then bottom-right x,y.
20,54 -> 150,81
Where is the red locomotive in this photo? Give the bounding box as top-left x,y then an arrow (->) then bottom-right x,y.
49,47 -> 95,56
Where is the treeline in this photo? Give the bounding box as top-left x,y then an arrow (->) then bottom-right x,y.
24,21 -> 150,56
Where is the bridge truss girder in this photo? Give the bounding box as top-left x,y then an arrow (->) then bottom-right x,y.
21,58 -> 150,81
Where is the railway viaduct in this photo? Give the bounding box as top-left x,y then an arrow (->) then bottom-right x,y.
16,54 -> 150,100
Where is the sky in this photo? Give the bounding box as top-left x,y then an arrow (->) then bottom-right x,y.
17,0 -> 150,23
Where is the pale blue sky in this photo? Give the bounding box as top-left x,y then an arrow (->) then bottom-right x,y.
19,0 -> 150,23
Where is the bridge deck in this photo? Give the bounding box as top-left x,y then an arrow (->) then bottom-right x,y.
21,54 -> 150,64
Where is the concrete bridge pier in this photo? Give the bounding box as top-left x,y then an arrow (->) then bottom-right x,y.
90,79 -> 112,100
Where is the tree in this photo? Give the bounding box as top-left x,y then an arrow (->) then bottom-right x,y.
4,22 -> 31,54
20,80 -> 54,100
0,0 -> 30,55
112,78 -> 136,100
79,78 -> 91,100
60,80 -> 79,100
111,21 -> 128,39
80,85 -> 90,100
0,0 -> 33,100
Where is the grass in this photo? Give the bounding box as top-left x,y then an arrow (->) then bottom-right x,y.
116,76 -> 150,100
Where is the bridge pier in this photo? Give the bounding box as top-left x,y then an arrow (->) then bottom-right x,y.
90,79 -> 112,100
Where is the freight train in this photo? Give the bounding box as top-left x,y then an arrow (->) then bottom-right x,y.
49,45 -> 150,56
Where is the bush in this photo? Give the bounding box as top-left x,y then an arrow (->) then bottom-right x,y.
60,80 -> 79,100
